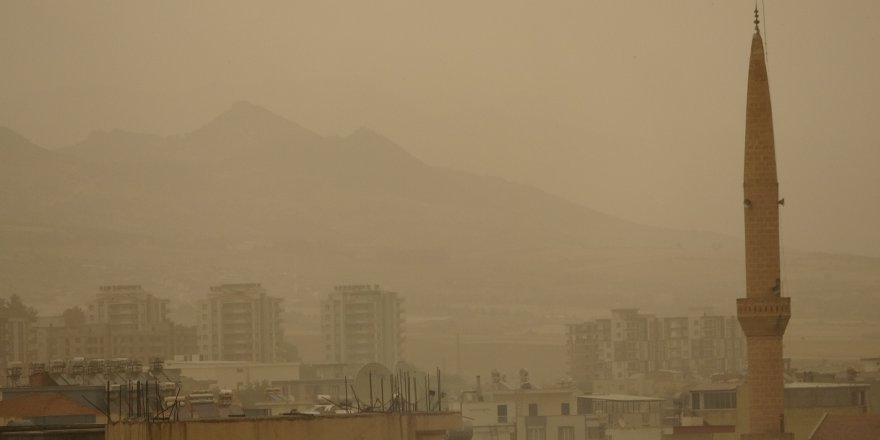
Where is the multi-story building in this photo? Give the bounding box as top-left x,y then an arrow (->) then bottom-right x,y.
577,393 -> 665,439
321,284 -> 403,367
567,309 -> 745,392
1,296 -> 36,385
87,285 -> 169,331
462,370 -> 584,440
29,318 -> 196,363
663,314 -> 745,374
198,283 -> 282,362
20,286 -> 196,365
3,317 -> 30,364
674,381 -> 871,440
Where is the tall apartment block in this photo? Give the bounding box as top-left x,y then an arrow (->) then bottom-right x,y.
1,316 -> 31,385
17,286 -> 197,364
3,317 -> 30,364
198,283 -> 282,362
321,284 -> 403,367
87,285 -> 169,330
566,309 -> 745,391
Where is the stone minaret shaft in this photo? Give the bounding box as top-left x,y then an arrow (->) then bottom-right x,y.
736,19 -> 793,440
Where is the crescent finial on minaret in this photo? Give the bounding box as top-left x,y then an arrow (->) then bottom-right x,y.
754,5 -> 760,32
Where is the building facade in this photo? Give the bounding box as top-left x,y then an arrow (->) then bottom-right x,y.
321,284 -> 403,367
3,287 -> 196,376
577,393 -> 665,439
566,309 -> 745,392
678,382 -> 870,440
198,283 -> 283,362
87,285 -> 169,331
462,378 -> 584,440
29,320 -> 197,363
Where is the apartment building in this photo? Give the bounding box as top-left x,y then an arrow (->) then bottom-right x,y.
321,284 -> 403,367
567,309 -> 745,391
462,370 -> 584,440
87,285 -> 169,331
3,288 -> 196,370
198,283 -> 282,362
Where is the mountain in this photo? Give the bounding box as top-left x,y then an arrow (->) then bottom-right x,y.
1,103 -> 878,326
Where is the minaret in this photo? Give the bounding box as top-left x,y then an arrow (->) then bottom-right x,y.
737,7 -> 793,440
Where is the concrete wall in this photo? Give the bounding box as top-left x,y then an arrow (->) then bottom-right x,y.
163,361 -> 300,390
0,425 -> 104,440
607,427 -> 663,440
106,412 -> 463,440
462,400 -> 515,426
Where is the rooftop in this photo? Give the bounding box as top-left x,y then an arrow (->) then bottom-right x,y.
691,382 -> 740,392
492,388 -> 574,395
785,382 -> 869,390
0,392 -> 102,418
690,382 -> 869,393
810,413 -> 880,440
578,394 -> 663,402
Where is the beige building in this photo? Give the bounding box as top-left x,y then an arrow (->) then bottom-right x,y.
321,284 -> 403,366
462,371 -> 584,440
577,394 -> 665,440
29,319 -> 196,363
10,286 -> 195,367
676,382 -> 871,440
198,283 -> 283,362
3,317 -> 30,364
106,412 -> 465,440
567,309 -> 745,392
87,285 -> 169,331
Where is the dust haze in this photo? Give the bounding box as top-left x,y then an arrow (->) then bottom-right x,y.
1,1 -> 879,384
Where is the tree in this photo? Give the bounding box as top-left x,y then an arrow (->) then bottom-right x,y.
5,295 -> 37,321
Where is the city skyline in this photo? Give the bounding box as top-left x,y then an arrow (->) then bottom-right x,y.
2,2 -> 879,438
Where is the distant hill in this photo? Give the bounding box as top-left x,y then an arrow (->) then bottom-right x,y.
1,103 -> 878,325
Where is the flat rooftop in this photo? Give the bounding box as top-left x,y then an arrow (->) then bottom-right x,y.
578,394 -> 663,401
785,382 -> 869,389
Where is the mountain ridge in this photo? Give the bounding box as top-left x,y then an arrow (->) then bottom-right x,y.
1,103 -> 877,325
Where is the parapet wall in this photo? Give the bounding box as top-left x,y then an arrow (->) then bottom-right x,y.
105,412 -> 463,440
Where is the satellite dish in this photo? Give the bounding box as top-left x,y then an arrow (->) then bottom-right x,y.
352,363 -> 393,409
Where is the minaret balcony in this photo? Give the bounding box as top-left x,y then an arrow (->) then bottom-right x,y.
736,297 -> 791,337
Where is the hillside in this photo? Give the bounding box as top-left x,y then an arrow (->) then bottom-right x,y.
0,103 -> 877,327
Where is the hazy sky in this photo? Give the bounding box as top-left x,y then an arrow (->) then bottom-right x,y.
2,1 -> 879,257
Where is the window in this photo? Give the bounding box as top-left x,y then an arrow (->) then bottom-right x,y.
561,402 -> 570,415
703,391 -> 736,409
587,426 -> 604,439
526,426 -> 545,440
497,404 -> 508,424
557,426 -> 575,440
853,391 -> 866,406
528,403 -> 538,416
